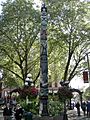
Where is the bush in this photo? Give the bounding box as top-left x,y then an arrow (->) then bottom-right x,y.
18,99 -> 39,115
48,99 -> 63,116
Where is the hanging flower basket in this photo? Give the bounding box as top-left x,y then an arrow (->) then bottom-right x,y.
30,87 -> 38,96
58,86 -> 73,101
20,87 -> 38,99
10,87 -> 38,99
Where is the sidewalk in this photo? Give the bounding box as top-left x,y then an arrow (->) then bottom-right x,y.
67,108 -> 90,120
0,109 -> 90,120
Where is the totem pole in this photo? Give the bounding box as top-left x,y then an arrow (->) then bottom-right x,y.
40,3 -> 48,116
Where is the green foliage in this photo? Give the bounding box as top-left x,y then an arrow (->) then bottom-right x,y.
0,0 -> 89,88
83,87 -> 90,100
47,0 -> 90,82
0,0 -> 40,87
48,99 -> 63,116
48,94 -> 63,116
16,96 -> 39,114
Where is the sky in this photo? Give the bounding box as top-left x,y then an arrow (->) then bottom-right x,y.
0,0 -> 89,90
0,0 -> 6,13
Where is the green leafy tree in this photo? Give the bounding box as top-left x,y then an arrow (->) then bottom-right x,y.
83,87 -> 90,100
0,0 -> 90,88
0,0 -> 40,87
46,0 -> 90,82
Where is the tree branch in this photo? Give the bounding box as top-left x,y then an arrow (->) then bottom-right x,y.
0,65 -> 23,81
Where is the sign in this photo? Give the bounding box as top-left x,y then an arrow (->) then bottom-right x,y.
83,71 -> 88,83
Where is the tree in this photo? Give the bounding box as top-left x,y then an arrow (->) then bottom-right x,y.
0,0 -> 41,87
83,87 -> 90,100
46,0 -> 90,82
0,0 -> 90,87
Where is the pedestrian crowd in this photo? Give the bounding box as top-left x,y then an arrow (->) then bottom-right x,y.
2,99 -> 90,120
3,103 -> 33,120
75,100 -> 90,117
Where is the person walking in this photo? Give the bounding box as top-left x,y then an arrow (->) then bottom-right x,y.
3,103 -> 12,120
81,101 -> 86,116
75,102 -> 80,116
87,101 -> 90,117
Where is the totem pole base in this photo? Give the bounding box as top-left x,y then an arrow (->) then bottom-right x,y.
40,96 -> 49,116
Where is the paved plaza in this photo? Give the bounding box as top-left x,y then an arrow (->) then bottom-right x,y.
0,108 -> 90,120
68,108 -> 90,120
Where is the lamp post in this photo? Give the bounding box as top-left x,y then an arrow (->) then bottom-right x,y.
25,73 -> 34,104
40,2 -> 48,116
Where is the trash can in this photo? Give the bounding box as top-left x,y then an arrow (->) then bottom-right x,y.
24,112 -> 33,120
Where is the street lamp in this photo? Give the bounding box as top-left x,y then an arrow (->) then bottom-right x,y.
25,74 -> 34,87
24,73 -> 34,104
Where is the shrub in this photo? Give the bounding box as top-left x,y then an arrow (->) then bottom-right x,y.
48,99 -> 63,116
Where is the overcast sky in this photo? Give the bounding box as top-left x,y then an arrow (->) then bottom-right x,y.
0,0 -> 6,13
